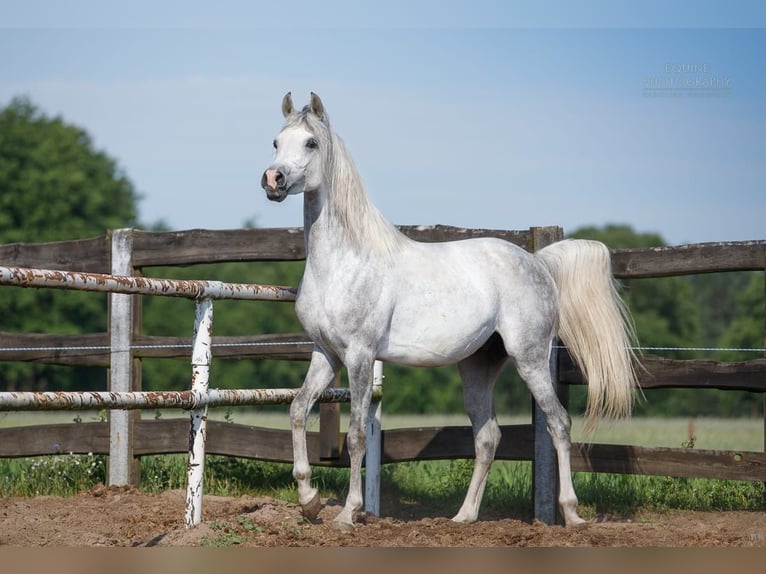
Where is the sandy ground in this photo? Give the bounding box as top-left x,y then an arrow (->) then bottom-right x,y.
1,485 -> 765,547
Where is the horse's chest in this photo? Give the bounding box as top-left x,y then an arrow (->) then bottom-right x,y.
295,273 -> 384,346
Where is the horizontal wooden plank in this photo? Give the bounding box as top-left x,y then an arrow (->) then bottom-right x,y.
380,425 -> 534,463
0,421 -> 110,457
129,225 -> 543,267
0,420 -> 307,462
134,420 -> 332,466
559,352 -> 766,392
612,241 -> 766,278
571,442 -> 766,481
0,236 -> 109,273
131,228 -> 307,266
398,225 -> 538,250
0,332 -> 112,366
3,422 -> 765,482
0,331 -> 313,365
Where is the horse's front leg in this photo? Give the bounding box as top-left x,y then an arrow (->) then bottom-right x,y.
291,347 -> 339,519
333,350 -> 375,532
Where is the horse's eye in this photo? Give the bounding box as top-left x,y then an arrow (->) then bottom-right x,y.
272,139 -> 278,150
306,138 -> 318,149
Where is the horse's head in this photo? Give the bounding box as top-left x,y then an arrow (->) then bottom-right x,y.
261,92 -> 329,202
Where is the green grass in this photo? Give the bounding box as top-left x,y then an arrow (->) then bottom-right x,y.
1,416 -> 764,519
0,452 -> 106,497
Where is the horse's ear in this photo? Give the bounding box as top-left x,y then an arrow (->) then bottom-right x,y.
282,92 -> 294,117
309,92 -> 325,120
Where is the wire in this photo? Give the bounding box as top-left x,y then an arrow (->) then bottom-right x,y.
0,342 -> 763,353
553,345 -> 766,353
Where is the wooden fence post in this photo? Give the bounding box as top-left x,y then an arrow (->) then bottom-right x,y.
530,226 -> 564,525
108,228 -> 140,486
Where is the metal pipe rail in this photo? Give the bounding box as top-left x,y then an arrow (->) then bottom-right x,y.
0,387 -> 382,411
0,265 -> 297,301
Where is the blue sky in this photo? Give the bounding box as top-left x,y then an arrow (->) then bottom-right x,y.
1,3 -> 764,246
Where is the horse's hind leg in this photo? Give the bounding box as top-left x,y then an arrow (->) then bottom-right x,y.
516,350 -> 587,527
291,347 -> 340,519
452,339 -> 507,523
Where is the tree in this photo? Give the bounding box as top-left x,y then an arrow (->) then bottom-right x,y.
0,96 -> 139,390
0,96 -> 138,242
719,273 -> 764,359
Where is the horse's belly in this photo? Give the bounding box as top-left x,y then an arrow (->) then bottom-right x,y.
379,313 -> 496,367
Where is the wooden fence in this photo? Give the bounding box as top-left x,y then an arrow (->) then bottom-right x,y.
1,227 -> 765,522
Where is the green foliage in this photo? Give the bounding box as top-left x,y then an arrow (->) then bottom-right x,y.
718,272 -> 765,360
0,96 -> 139,242
0,97 -> 139,392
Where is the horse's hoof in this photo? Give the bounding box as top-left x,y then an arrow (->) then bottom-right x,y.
300,491 -> 322,520
451,514 -> 477,524
565,517 -> 590,528
332,519 -> 355,533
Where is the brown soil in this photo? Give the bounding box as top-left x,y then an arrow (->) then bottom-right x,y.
1,485 -> 764,547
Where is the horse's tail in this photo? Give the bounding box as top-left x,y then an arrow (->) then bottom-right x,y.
536,239 -> 640,432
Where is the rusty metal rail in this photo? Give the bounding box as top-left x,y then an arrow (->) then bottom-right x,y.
0,387 -> 382,411
0,265 -> 297,301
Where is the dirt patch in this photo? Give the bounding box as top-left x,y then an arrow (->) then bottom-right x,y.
1,486 -> 764,547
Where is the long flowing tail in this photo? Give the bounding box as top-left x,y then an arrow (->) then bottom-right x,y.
536,239 -> 640,432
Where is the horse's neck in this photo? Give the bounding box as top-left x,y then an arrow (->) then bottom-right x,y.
302,181 -> 407,270
302,187 -> 338,258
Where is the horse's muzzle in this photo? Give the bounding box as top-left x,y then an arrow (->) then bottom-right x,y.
261,169 -> 288,202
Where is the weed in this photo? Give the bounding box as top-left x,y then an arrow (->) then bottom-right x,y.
201,520 -> 244,547
236,515 -> 264,534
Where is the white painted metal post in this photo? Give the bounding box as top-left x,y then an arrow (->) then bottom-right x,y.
184,298 -> 214,528
364,360 -> 383,516
108,228 -> 134,486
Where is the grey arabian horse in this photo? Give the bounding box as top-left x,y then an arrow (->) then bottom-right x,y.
261,92 -> 639,531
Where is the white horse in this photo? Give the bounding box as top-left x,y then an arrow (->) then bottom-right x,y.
261,92 -> 639,531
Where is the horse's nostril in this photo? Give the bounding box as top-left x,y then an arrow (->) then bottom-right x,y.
262,169 -> 284,191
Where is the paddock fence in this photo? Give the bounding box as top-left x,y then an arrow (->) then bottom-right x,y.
0,227 -> 764,526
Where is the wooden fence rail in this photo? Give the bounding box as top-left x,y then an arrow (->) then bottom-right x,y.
1,227 -> 765,523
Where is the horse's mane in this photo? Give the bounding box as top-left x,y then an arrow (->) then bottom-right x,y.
286,107 -> 408,260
